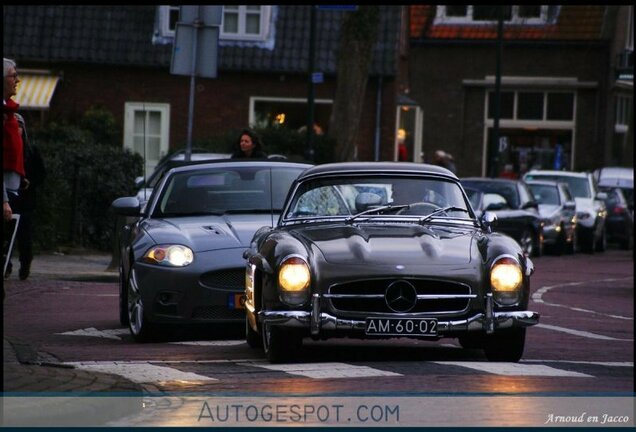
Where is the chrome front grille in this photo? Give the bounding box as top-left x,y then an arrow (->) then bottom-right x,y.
325,278 -> 474,314
200,268 -> 245,290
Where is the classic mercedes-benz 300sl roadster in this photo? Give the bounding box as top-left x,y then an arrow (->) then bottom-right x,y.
244,162 -> 539,362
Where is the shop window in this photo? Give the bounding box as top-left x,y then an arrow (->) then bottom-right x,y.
251,97 -> 332,134
517,92 -> 544,120
487,91 -> 514,119
546,93 -> 574,121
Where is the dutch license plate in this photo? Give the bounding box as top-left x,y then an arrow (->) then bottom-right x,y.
228,293 -> 246,310
365,318 -> 437,336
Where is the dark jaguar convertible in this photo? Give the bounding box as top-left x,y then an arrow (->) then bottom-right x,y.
244,162 -> 539,362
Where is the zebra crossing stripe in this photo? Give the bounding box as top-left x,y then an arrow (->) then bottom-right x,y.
64,361 -> 217,383
241,361 -> 403,379
432,361 -> 592,377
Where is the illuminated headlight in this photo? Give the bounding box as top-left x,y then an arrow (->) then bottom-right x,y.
490,256 -> 523,306
142,245 -> 193,267
278,256 -> 310,305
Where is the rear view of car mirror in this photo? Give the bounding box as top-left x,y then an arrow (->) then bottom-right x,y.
111,196 -> 141,217
480,211 -> 498,231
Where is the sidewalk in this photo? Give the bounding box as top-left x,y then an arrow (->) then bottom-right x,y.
3,252 -> 144,427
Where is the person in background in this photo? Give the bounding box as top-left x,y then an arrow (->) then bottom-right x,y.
231,128 -> 267,159
432,150 -> 457,174
6,113 -> 46,280
3,57 -> 24,222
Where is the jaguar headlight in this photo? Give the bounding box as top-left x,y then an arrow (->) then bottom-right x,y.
278,256 -> 310,305
142,245 -> 193,267
490,256 -> 523,305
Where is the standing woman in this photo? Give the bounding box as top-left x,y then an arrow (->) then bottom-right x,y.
3,58 -> 25,222
231,128 -> 268,159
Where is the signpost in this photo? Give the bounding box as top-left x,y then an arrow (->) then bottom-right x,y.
170,6 -> 222,161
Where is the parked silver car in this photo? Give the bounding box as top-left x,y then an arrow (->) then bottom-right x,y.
523,170 -> 607,253
526,180 -> 577,255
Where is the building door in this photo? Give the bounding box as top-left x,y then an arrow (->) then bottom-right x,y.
394,102 -> 423,162
124,102 -> 171,178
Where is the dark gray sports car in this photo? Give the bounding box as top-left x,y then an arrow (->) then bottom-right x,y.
112,160 -> 311,341
244,162 -> 539,362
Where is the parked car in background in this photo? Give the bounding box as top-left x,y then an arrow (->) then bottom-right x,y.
523,170 -> 607,254
245,162 -> 539,363
135,149 -> 232,206
593,166 -> 633,216
598,186 -> 634,250
526,180 -> 577,255
461,178 -> 543,257
111,160 -> 311,341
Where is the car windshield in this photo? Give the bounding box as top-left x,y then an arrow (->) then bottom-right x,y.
153,166 -> 305,217
528,184 -> 560,205
525,174 -> 591,198
284,175 -> 471,222
461,181 -> 519,208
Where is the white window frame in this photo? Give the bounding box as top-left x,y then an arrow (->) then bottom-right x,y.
160,5 -> 180,37
435,5 -> 549,25
123,102 -> 171,177
615,94 -> 631,133
221,5 -> 272,42
486,90 -> 576,124
249,96 -> 333,128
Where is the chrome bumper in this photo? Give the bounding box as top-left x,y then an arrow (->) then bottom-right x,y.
258,293 -> 539,336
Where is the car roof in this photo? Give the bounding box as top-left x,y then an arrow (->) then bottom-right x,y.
594,167 -> 634,188
296,162 -> 457,181
167,159 -> 313,175
524,169 -> 588,178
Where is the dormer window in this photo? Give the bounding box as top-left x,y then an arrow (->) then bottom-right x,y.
435,5 -> 551,25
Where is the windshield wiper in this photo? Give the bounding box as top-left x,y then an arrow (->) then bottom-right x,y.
345,204 -> 410,224
419,206 -> 470,223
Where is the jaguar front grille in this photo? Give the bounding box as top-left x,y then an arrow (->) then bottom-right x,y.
325,278 -> 475,314
200,268 -> 244,290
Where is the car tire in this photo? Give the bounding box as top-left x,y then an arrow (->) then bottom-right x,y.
483,328 -> 526,362
595,226 -> 607,253
262,321 -> 302,363
519,229 -> 534,257
620,229 -> 633,250
118,262 -> 129,326
246,316 -> 262,348
581,228 -> 595,254
127,266 -> 156,342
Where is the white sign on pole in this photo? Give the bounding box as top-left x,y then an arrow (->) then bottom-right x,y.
170,24 -> 219,78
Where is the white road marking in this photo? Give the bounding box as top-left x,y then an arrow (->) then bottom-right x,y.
63,361 -> 217,383
433,361 -> 592,377
169,340 -> 245,346
242,361 -> 402,379
56,327 -> 128,340
536,323 -> 633,341
522,360 -> 633,367
532,277 -> 633,320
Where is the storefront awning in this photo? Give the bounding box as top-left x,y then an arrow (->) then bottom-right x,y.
15,73 -> 60,109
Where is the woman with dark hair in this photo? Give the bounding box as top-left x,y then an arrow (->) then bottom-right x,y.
231,128 -> 267,159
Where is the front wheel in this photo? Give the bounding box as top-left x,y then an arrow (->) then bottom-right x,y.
127,266 -> 156,342
483,328 -> 526,362
262,321 -> 302,363
119,262 -> 129,326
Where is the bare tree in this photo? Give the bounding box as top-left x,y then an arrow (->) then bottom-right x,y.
328,6 -> 380,161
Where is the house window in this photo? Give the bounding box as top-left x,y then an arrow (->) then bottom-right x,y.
157,5 -> 272,42
124,103 -> 171,176
615,95 -> 631,133
435,5 -> 549,24
221,6 -> 271,41
487,90 -> 574,122
249,97 -> 332,134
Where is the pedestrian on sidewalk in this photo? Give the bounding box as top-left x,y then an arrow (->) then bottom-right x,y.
7,113 -> 46,280
231,128 -> 268,159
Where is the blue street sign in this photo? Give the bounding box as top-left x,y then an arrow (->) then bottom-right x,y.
312,72 -> 324,84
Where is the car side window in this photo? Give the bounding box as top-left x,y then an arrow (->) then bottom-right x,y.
291,186 -> 350,217
518,183 -> 532,207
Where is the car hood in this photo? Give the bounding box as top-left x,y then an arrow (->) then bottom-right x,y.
574,197 -> 596,214
144,214 -> 276,252
290,223 -> 480,266
538,204 -> 560,218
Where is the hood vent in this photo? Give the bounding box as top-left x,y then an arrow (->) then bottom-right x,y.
203,225 -> 225,235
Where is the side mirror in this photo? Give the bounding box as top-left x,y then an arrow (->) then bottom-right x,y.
522,201 -> 539,210
563,201 -> 576,211
596,192 -> 608,201
480,211 -> 498,232
134,176 -> 145,189
111,196 -> 141,217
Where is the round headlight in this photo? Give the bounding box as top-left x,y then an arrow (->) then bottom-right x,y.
490,257 -> 523,292
143,245 -> 193,267
278,257 -> 310,292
